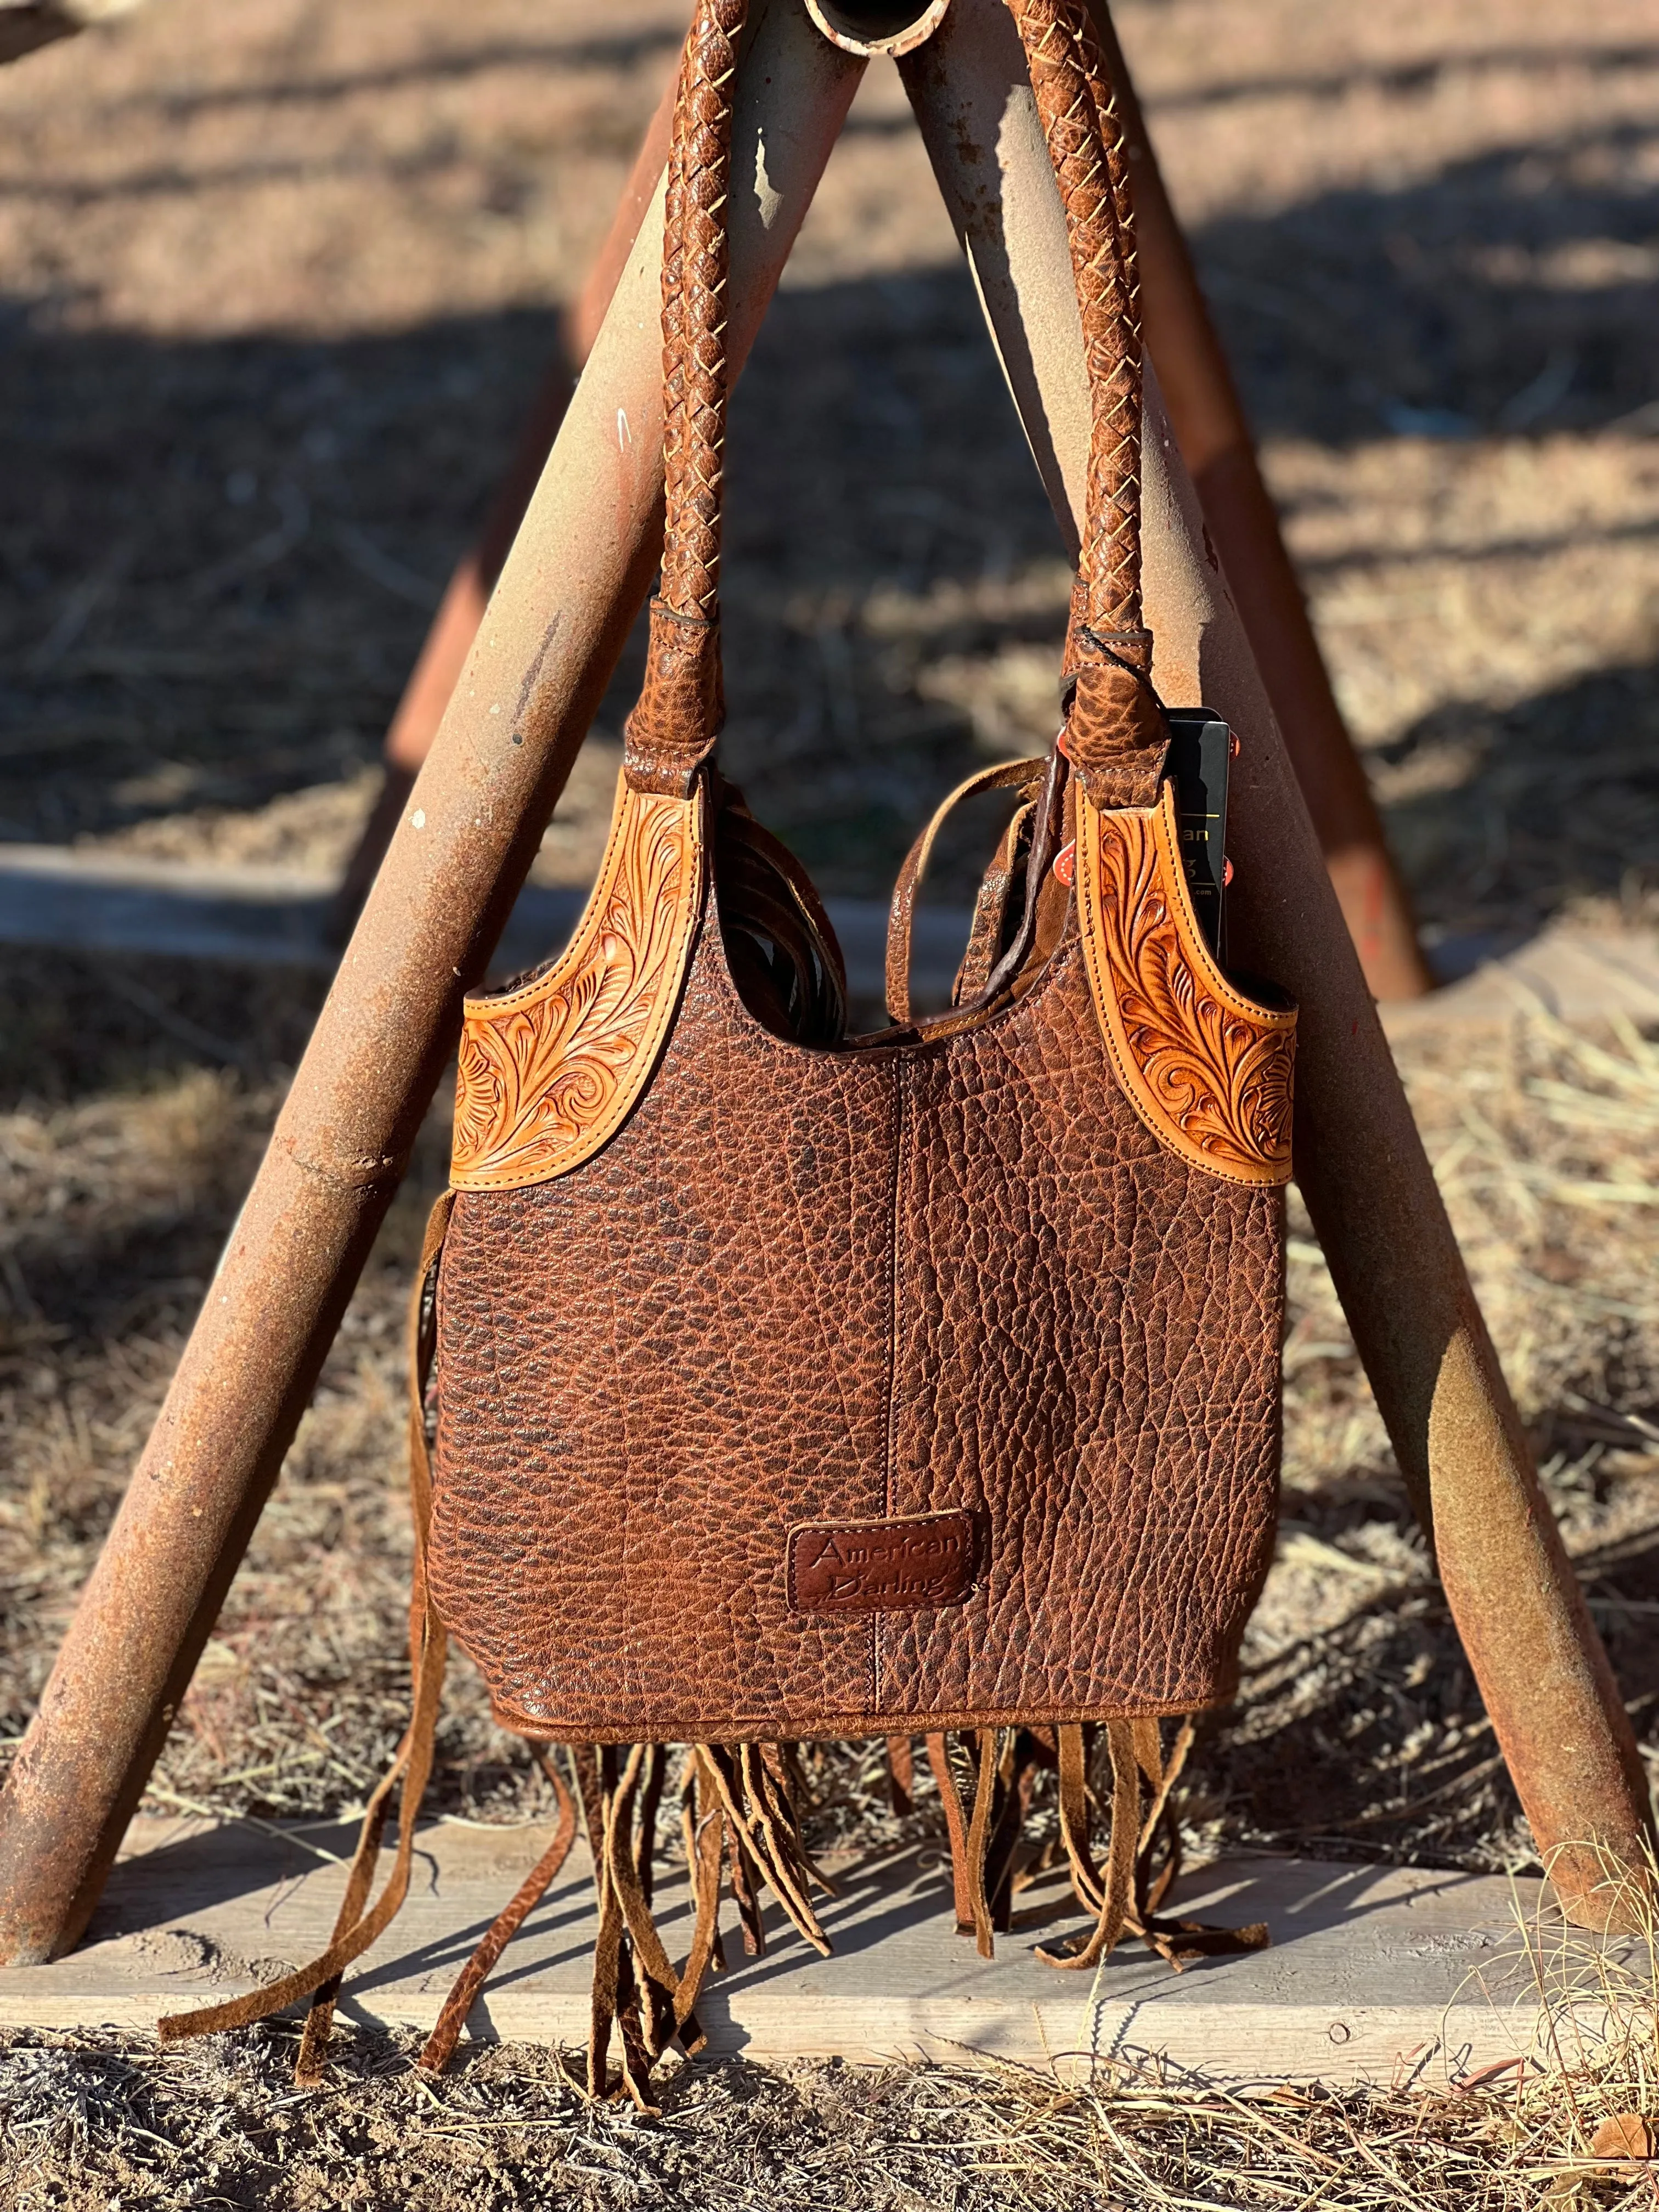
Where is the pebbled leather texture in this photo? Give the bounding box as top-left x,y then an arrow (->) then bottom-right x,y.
430,886 -> 1285,1742
426,0 -> 1290,1751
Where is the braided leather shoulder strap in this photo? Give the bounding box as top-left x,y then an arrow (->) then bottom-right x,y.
1013,2 -> 1141,639
624,0 -> 748,798
626,0 -> 1162,807
1012,0 -> 1166,805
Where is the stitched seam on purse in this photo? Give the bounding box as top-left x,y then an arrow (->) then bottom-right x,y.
877,1059 -> 908,1712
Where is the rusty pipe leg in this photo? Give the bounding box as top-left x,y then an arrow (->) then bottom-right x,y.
1085,5 -> 1432,1002
330,68 -> 682,935
0,0 -> 867,1967
351,0 -> 1431,1009
902,0 -> 1652,1928
1148,405 -> 1654,1929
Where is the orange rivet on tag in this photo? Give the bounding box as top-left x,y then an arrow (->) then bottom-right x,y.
1053,841 -> 1076,887
1223,857 -> 1235,887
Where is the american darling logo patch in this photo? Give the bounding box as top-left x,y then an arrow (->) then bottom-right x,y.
788,1511 -> 978,1615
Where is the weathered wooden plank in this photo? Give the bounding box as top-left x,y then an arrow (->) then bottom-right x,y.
1381,922 -> 1659,1039
2,843 -> 1655,1031
0,845 -> 973,1007
0,1817 -> 1593,2086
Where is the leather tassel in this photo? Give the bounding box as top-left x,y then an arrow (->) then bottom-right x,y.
577,1743 -> 737,2103
669,1752 -> 729,2052
291,1740 -> 405,2083
985,1730 -> 1043,1933
1040,1718 -> 1138,1970
613,1942 -> 658,2115
727,1830 -> 767,1958
924,1732 -> 977,1934
419,1746 -> 578,2075
885,1735 -> 915,1816
1054,1721 -> 1107,1915
1042,1716 -> 1269,1974
757,1742 -> 839,1904
635,1742 -> 670,1910
569,1745 -> 607,1859
698,1742 -> 831,1956
1124,1718 -> 1268,1970
602,1746 -> 679,2064
961,1728 -> 1006,1960
585,1747 -> 627,2098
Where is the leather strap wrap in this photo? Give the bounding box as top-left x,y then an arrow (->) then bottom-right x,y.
624,0 -> 746,794
623,600 -> 725,796
1065,645 -> 1166,809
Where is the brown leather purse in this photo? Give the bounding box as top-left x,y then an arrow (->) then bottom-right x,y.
162,0 -> 1295,2101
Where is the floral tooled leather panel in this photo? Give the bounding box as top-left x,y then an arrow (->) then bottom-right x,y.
1076,780 -> 1296,1187
449,772 -> 704,1191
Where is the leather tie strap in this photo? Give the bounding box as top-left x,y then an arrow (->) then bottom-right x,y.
156,1192 -> 456,2075
885,755 -> 1048,1023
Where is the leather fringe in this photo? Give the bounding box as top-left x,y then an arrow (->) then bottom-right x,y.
1042,1717 -> 1269,1971
156,1190 -> 456,2075
157,1192 -> 1260,2101
419,1734 -> 835,2110
416,1747 -> 578,2076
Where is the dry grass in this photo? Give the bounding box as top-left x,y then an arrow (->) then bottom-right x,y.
10,1858 -> 1659,2208
1204,1000 -> 1659,1876
2,0 -> 1659,2198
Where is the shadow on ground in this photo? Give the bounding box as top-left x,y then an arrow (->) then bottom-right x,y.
3,81 -> 1656,904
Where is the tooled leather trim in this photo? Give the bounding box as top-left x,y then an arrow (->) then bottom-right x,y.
449,769 -> 704,1191
1076,781 -> 1295,1188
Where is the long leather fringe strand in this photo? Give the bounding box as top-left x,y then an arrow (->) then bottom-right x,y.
156,1191 -> 457,2076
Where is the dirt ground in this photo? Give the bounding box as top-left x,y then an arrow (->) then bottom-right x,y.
2,0 -> 1658,2204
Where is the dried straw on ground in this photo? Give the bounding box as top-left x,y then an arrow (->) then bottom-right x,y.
1,0 -> 1657,2200
9,1863 -> 1659,2209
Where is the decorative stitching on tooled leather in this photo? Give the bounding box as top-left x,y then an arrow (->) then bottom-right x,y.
449,770 -> 704,1191
1077,782 -> 1296,1188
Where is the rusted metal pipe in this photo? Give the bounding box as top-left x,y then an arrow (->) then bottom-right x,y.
1086,3 -> 1434,1002
804,0 -> 952,56
901,0 -> 1651,1927
0,0 -> 868,1966
0,0 -> 142,67
3,0 -> 1643,1976
341,6 -> 952,932
330,69 -> 682,933
351,0 -> 1430,1010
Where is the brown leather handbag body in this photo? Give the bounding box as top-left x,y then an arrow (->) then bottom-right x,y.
163,0 -> 1295,2102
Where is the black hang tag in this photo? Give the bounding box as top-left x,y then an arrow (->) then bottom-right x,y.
1163,707 -> 1231,962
